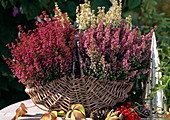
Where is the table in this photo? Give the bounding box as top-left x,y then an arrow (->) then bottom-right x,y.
0,99 -> 93,120
0,99 -> 165,120
0,99 -> 47,120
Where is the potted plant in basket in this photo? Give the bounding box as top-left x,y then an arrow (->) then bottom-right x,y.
5,0 -> 156,118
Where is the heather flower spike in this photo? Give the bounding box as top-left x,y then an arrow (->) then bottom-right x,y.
76,0 -> 131,30
13,7 -> 19,17
6,3 -> 75,87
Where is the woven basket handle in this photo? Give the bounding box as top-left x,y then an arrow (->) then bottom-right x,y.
71,31 -> 84,77
77,39 -> 84,77
71,37 -> 77,76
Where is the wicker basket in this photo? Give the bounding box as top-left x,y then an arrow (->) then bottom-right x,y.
25,76 -> 134,114
25,35 -> 134,115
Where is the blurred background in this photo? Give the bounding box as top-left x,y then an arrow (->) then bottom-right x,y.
0,0 -> 169,111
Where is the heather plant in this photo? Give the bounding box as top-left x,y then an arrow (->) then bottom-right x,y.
76,0 -> 132,31
79,21 -> 155,82
6,5 -> 75,87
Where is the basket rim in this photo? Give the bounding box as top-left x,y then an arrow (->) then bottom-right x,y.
25,75 -> 135,91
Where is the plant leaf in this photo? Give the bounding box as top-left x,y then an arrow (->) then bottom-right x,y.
66,1 -> 76,17
57,117 -> 63,120
20,0 -> 41,20
73,110 -> 86,119
107,109 -> 114,118
11,103 -> 27,120
106,110 -> 119,120
51,111 -> 57,120
71,112 -> 75,120
57,110 -> 66,116
71,104 -> 76,109
128,0 -> 141,9
9,0 -> 18,6
65,110 -> 72,120
52,108 -> 63,111
38,0 -> 47,7
73,104 -> 85,116
110,111 -> 119,117
40,113 -> 51,120
1,0 -> 8,8
20,103 -> 28,111
109,116 -> 120,120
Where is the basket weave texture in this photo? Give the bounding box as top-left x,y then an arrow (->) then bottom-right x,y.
25,75 -> 134,114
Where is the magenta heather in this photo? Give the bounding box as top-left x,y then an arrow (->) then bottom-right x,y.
79,21 -> 155,81
6,10 -> 75,87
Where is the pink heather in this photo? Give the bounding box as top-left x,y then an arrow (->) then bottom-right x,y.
6,10 -> 75,87
79,20 -> 155,81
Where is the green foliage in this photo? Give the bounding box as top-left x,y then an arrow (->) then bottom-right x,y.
20,1 -> 41,20
121,0 -> 170,108
148,78 -> 170,99
127,0 -> 141,9
66,104 -> 86,120
57,0 -> 77,21
91,0 -> 111,15
20,0 -> 48,20
9,0 -> 18,6
1,0 -> 8,8
0,0 -> 47,20
139,0 -> 170,108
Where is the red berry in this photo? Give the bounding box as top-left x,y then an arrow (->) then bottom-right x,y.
121,105 -> 124,109
122,111 -> 125,115
121,105 -> 126,110
124,109 -> 128,113
127,102 -> 132,108
137,116 -> 141,119
127,102 -> 131,105
131,115 -> 135,118
127,111 -> 131,116
117,108 -> 120,111
132,112 -> 137,116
